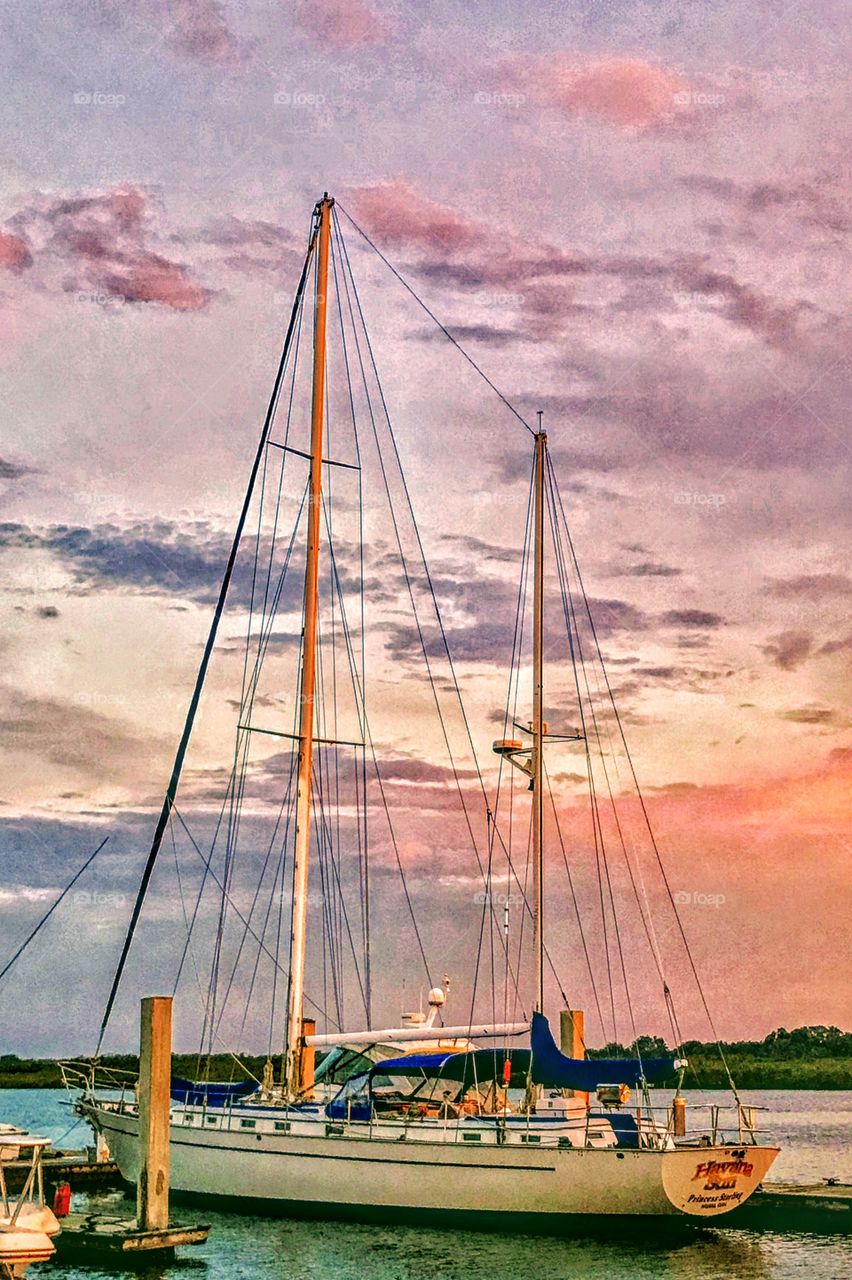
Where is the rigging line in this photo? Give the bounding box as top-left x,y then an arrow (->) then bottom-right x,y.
547,481 -> 617,1042
311,610 -> 345,1028
334,204 -> 535,438
168,813 -> 223,1080
490,455 -> 534,1005
317,484 -> 433,992
232,788 -> 297,1054
270,658 -> 305,1051
269,812 -> 289,1057
211,759 -> 298,1043
207,720 -> 254,1054
545,462 -> 668,1001
239,479 -> 310,724
96,216 -> 320,1054
316,503 -> 369,1024
321,364 -> 345,1019
0,836 -> 110,986
338,224 -> 490,842
173,763 -> 240,995
542,758 -> 606,1042
546,469 -> 644,1047
314,517 -> 348,1028
172,805 -> 336,1028
258,285 -> 307,629
311,758 -> 369,1021
549,469 -> 739,1094
489,462 -> 577,1018
205,711 -> 256,1056
496,472 -> 535,1021
491,457 -> 534,838
467,807 -> 495,1034
331,216 -> 372,1019
335,222 -> 530,980
217,287 -> 312,996
167,811 -> 263,1083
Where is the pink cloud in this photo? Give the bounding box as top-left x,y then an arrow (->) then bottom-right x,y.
100,256 -> 210,310
507,55 -> 689,130
296,0 -> 388,48
89,0 -> 248,65
349,180 -> 485,252
5,185 -> 212,312
0,231 -> 32,272
163,0 -> 246,65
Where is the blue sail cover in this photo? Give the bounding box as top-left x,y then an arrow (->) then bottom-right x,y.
372,1048 -> 533,1089
530,1012 -> 679,1089
170,1077 -> 257,1106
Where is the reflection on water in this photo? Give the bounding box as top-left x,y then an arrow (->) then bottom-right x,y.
36,1188 -> 850,1280
64,1206 -> 843,1280
0,1089 -> 846,1279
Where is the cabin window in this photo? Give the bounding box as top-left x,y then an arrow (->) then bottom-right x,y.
182,1114 -> 194,1125
274,1121 -> 291,1133
521,1133 -> 541,1144
240,1118 -> 257,1130
206,1116 -> 218,1125
462,1132 -> 482,1142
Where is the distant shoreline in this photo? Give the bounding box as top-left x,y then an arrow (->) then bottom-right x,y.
2,1045 -> 850,1092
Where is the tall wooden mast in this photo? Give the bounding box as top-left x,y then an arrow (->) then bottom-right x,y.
532,426 -> 546,1013
285,193 -> 333,1097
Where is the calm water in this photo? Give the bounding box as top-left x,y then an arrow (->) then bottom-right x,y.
1,1089 -> 850,1279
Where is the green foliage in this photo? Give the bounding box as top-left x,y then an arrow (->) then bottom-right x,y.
0,1032 -> 849,1090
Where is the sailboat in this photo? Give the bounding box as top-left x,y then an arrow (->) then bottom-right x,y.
74,193 -> 778,1224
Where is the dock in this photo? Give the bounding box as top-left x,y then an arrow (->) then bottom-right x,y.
50,996 -> 211,1265
728,1181 -> 851,1232
3,1149 -> 121,1194
53,1211 -> 209,1260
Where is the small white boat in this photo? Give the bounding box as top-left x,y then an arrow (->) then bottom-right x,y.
0,1130 -> 60,1279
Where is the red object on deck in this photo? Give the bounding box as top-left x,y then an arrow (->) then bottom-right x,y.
503,1058 -> 512,1086
52,1182 -> 72,1218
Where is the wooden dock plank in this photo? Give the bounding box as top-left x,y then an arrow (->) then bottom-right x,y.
54,1212 -> 210,1256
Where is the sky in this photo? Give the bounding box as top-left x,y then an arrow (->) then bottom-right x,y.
0,1 -> 849,1058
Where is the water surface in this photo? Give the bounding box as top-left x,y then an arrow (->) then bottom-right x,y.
1,1088 -> 848,1279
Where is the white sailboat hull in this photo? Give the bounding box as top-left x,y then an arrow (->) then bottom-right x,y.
88,1103 -> 778,1223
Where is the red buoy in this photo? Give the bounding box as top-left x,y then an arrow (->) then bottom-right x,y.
52,1182 -> 72,1218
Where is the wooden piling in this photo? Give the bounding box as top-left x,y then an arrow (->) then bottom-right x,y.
672,1095 -> 687,1136
559,1008 -> 585,1060
560,1008 -> 587,1103
299,1018 -> 317,1099
137,995 -> 172,1232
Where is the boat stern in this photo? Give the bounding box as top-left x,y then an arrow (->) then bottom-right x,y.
661,1144 -> 780,1217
